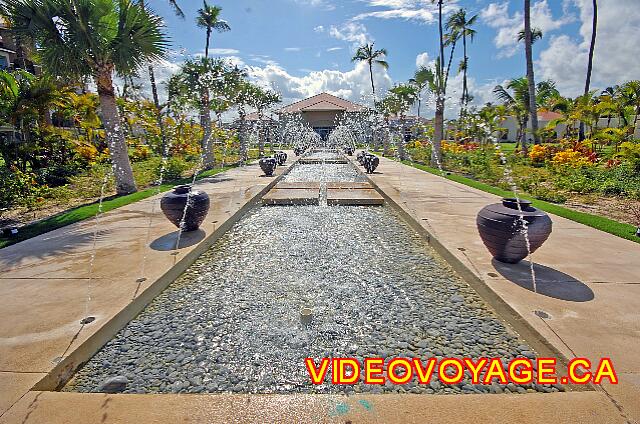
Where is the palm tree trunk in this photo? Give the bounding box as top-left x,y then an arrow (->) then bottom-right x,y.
382,123 -> 390,156
444,41 -> 457,90
579,0 -> 598,142
148,65 -> 170,154
432,97 -> 444,167
205,29 -> 211,58
95,68 -> 137,194
200,29 -> 215,169
139,0 -> 169,156
369,61 -> 375,95
417,98 -> 421,117
462,33 -> 469,115
258,111 -> 265,156
524,0 -> 540,146
521,115 -> 529,154
238,107 -> 248,163
437,0 -> 445,79
201,88 -> 214,169
432,0 -> 444,166
397,117 -> 408,161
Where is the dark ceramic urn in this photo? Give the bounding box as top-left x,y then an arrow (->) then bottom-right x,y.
476,198 -> 552,264
356,151 -> 366,165
344,146 -> 355,156
274,151 -> 288,166
293,147 -> 303,156
259,157 -> 277,176
161,185 -> 210,232
363,154 -> 380,174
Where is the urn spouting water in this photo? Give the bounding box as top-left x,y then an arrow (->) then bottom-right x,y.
274,151 -> 288,166
259,157 -> 277,176
363,154 -> 380,174
476,198 -> 552,264
160,185 -> 210,232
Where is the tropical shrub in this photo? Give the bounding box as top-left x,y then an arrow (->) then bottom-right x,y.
0,167 -> 48,211
551,149 -> 595,168
75,144 -> 99,164
129,144 -> 153,162
158,157 -> 190,181
616,141 -> 640,170
528,144 -> 549,164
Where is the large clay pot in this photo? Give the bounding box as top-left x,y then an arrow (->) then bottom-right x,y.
344,146 -> 355,156
293,147 -> 303,156
161,185 -> 210,232
274,151 -> 288,166
259,157 -> 277,176
363,154 -> 379,174
356,151 -> 366,165
476,198 -> 552,264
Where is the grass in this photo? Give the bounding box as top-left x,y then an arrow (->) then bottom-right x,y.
0,166 -> 234,250
402,160 -> 640,244
497,142 -> 517,154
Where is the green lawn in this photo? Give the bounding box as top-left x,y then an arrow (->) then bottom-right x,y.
402,160 -> 639,244
0,166 -> 234,250
497,142 -> 517,154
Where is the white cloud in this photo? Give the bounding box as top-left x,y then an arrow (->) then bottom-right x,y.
415,52 -> 431,68
292,0 -> 335,11
314,25 -> 325,33
245,61 -> 393,108
537,0 -> 640,96
284,47 -> 302,52
481,0 -> 574,58
329,22 -> 370,45
354,0 -> 460,24
249,55 -> 279,66
207,48 -> 240,56
327,47 -> 343,52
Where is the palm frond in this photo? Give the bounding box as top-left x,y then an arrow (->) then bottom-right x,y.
167,0 -> 184,18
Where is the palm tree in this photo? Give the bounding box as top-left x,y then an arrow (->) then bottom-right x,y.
195,2 -> 230,168
430,0 -> 446,166
378,84 -> 418,161
197,1 -> 231,59
494,77 -> 558,152
580,0 -> 598,141
523,0 -> 540,147
249,88 -> 281,156
5,0 -> 167,194
351,43 -> 389,96
517,28 -> 543,44
409,66 -> 433,117
447,9 -> 478,117
620,81 -> 640,130
139,0 -> 184,155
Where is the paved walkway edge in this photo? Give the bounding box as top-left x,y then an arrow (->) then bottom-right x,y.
31,162 -> 296,393
357,158 -> 582,387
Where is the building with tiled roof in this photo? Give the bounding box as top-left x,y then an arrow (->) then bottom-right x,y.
278,93 -> 368,140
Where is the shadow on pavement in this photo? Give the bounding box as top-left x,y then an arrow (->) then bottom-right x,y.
492,259 -> 595,302
150,229 -> 206,251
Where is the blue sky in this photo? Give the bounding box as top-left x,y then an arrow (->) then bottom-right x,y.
146,0 -> 639,114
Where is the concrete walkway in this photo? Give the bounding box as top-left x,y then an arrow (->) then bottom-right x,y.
0,162 -> 287,420
362,156 -> 640,423
0,155 -> 638,423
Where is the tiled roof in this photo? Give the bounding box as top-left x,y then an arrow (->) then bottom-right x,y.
537,110 -> 563,121
245,112 -> 276,122
278,93 -> 366,113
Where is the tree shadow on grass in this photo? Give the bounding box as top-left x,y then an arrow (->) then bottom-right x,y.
150,229 -> 206,251
492,259 -> 595,302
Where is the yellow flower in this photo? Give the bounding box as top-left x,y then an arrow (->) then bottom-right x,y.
528,144 -> 548,163
551,149 -> 593,168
